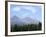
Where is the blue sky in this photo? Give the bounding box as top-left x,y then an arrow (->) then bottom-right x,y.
10,4 -> 42,22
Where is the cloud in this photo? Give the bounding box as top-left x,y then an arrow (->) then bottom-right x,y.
23,7 -> 36,14
12,7 -> 21,12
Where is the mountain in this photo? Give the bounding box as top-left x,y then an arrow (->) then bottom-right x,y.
10,16 -> 25,26
22,17 -> 39,24
11,16 -> 39,26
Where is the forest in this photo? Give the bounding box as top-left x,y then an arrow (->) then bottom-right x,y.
11,22 -> 42,32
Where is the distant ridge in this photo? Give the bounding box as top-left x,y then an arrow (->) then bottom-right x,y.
11,15 -> 39,26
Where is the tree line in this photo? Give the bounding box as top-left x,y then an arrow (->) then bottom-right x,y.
11,22 -> 42,32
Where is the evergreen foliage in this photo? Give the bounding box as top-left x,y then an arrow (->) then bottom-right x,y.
11,22 -> 42,32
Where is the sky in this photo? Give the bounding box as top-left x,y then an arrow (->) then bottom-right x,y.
10,4 -> 42,22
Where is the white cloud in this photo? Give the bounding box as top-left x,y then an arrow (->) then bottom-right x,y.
12,7 -> 21,12
31,8 -> 36,14
24,7 -> 36,14
23,7 -> 29,9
